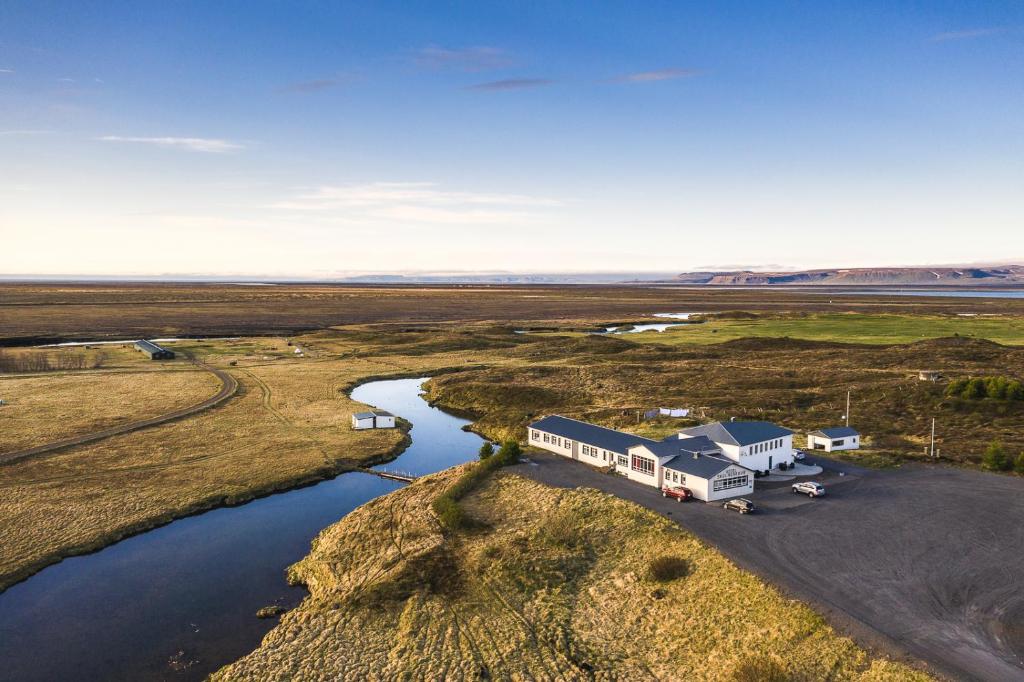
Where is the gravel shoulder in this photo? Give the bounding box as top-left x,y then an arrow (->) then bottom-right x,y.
512,452 -> 1024,682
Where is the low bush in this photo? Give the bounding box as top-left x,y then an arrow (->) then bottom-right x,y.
647,555 -> 690,583
1016,452 -> 1024,475
730,655 -> 790,682
433,440 -> 522,531
982,440 -> 1012,472
946,376 -> 1024,401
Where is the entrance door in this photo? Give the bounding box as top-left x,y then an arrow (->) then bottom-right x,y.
768,455 -> 773,470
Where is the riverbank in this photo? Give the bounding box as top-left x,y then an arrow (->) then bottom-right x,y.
0,336 -> 497,594
214,467 -> 930,681
0,376 -> 484,681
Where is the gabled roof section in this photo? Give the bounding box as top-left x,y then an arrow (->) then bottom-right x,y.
371,410 -> 394,417
812,426 -> 859,438
529,415 -> 656,453
631,436 -> 720,460
663,453 -> 742,478
353,412 -> 376,420
679,420 -> 793,446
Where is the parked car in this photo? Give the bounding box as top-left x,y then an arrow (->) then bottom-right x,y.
722,498 -> 755,514
662,485 -> 693,502
793,450 -> 806,461
792,481 -> 826,497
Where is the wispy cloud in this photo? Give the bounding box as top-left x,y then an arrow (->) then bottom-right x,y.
97,136 -> 244,153
0,68 -> 13,73
465,78 -> 553,91
271,181 -> 559,225
930,27 -> 1008,42
0,129 -> 52,136
278,78 -> 341,94
611,68 -> 700,83
415,45 -> 513,71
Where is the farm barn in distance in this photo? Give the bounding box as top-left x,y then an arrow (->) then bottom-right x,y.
133,340 -> 175,360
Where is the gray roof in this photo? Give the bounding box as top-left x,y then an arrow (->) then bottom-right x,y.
135,339 -> 169,353
353,412 -> 375,420
371,410 -> 394,417
634,436 -> 721,459
631,437 -> 738,478
529,415 -> 656,453
812,426 -> 859,438
679,420 -> 793,447
663,453 -> 741,478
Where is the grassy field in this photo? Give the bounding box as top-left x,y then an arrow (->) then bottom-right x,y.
4,318 -> 1024,593
0,332 -> 529,591
4,282 -> 1024,343
626,313 -> 1024,346
0,367 -> 220,454
425,330 -> 1024,467
213,468 -> 929,681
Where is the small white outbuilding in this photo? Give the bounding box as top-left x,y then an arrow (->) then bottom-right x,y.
807,427 -> 860,452
371,410 -> 396,429
352,412 -> 376,430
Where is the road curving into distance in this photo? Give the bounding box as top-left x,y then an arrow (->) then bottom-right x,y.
0,358 -> 238,467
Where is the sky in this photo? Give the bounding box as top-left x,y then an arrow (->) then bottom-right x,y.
1,1 -> 1022,277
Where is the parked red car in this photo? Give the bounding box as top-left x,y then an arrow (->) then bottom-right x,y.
662,486 -> 693,502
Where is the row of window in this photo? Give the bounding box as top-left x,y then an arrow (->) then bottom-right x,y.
537,431 -> 572,449
666,470 -> 686,485
631,454 -> 655,476
747,438 -> 784,455
713,475 -> 750,492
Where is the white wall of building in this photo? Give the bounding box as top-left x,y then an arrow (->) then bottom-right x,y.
374,415 -> 396,429
714,435 -> 793,472
352,415 -> 375,430
807,433 -> 859,452
706,465 -> 754,501
529,428 -> 622,468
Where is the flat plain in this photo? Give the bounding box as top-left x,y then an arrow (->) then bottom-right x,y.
2,283 -> 1023,680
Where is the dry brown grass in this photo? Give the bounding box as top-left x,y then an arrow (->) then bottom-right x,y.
213,470 -> 929,681
0,333 -> 526,590
4,281 -> 1022,343
0,368 -> 220,454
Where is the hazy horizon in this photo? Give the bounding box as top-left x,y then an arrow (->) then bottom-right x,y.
2,2 -> 1022,276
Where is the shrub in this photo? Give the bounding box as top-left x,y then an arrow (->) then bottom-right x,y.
478,441 -> 494,460
434,439 -> 524,531
947,376 -> 1024,402
982,440 -> 1011,471
495,440 -> 522,464
1015,452 -> 1024,476
647,555 -> 690,583
731,656 -> 790,682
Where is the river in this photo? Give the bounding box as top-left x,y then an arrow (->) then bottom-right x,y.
0,377 -> 482,681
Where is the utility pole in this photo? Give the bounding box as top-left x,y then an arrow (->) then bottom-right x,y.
845,390 -> 851,427
930,418 -> 936,459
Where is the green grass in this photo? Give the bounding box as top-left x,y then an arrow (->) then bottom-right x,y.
625,314 -> 1024,346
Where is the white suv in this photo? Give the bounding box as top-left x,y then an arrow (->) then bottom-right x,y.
792,481 -> 825,497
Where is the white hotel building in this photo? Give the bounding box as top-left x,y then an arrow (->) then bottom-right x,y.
528,415 -> 793,502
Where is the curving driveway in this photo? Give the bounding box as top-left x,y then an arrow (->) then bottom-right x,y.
513,451 -> 1024,681
0,360 -> 238,467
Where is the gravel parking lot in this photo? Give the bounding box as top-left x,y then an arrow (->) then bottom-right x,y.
512,452 -> 1024,681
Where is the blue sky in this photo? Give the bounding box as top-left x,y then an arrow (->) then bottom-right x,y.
1,1 -> 1022,276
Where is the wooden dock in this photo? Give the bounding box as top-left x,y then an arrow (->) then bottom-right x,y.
359,467 -> 418,483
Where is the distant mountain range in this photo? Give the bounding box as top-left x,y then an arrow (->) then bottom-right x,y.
670,266 -> 1024,287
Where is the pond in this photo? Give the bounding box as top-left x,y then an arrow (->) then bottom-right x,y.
0,377 -> 482,681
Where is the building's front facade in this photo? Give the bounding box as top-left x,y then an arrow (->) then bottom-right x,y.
677,421 -> 794,473
528,415 -> 755,501
808,427 -> 859,452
